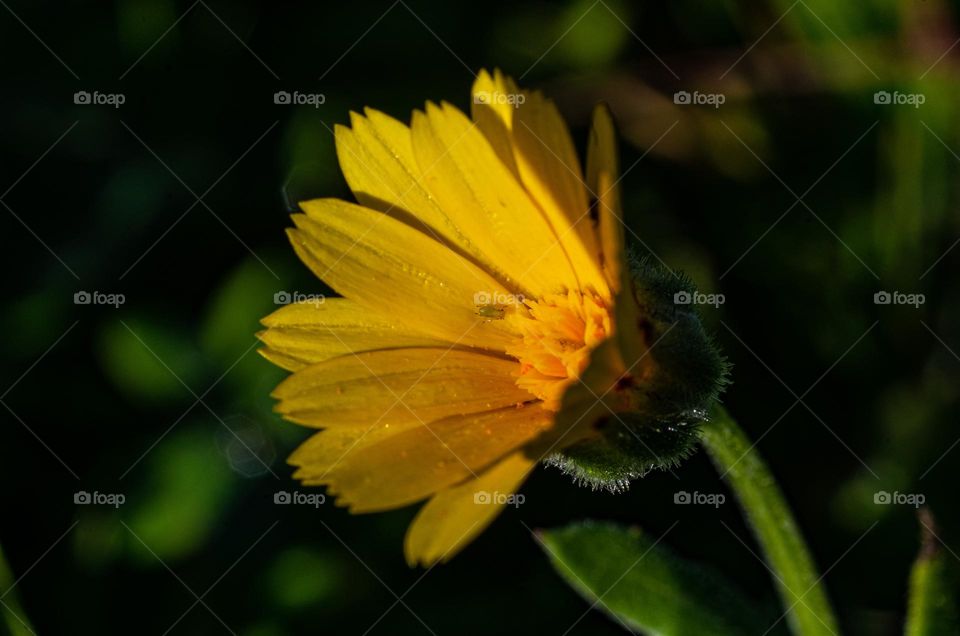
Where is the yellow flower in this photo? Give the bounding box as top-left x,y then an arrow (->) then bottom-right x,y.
260,69 -> 653,566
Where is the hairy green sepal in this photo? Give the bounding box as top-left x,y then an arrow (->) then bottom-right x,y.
547,254 -> 729,491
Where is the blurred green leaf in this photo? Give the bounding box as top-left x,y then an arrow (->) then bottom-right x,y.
125,427 -> 233,561
773,0 -> 895,42
201,257 -> 286,395
488,0 -> 628,72
832,382 -> 943,531
539,520 -> 767,635
554,0 -> 629,69
905,512 -> 959,636
281,112 -> 339,209
117,0 -> 178,55
0,543 -> 34,636
266,547 -> 339,610
98,317 -> 204,403
2,291 -> 70,356
201,258 -> 277,361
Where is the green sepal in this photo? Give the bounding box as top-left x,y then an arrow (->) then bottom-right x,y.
548,252 -> 729,491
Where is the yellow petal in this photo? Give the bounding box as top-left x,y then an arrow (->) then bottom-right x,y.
334,110 -> 473,254
472,70 -> 607,298
290,423 -> 421,485
258,298 -> 446,371
512,90 -> 608,298
259,347 -> 312,373
470,68 -> 521,178
288,198 -> 520,352
411,102 -> 579,297
404,450 -> 536,566
319,403 -> 553,513
586,104 -> 625,293
272,348 -> 531,428
336,108 -> 551,299
585,105 -> 648,366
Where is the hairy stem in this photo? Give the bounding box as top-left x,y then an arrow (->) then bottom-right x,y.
700,406 -> 841,636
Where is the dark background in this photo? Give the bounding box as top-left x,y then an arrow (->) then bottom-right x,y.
2,0 -> 959,634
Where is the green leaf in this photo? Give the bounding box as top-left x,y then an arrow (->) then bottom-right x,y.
905,511 -> 959,636
98,316 -> 204,404
539,520 -> 769,635
200,257 -> 286,394
125,428 -> 234,561
553,0 -> 630,68
266,547 -> 341,610
700,406 -> 840,636
0,542 -> 35,636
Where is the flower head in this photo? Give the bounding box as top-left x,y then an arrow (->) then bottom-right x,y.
259,70 -> 726,566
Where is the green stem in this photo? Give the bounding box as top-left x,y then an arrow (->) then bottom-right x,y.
700,406 -> 841,636
904,510 -> 959,636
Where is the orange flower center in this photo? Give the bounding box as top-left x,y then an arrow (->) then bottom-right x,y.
506,290 -> 612,411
